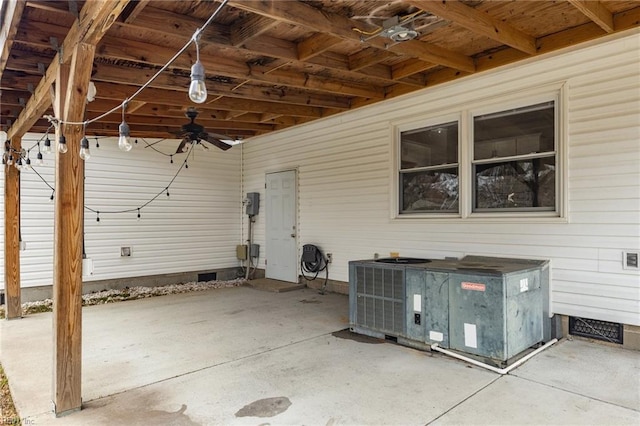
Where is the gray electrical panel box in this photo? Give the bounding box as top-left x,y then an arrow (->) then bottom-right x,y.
246,192 -> 260,216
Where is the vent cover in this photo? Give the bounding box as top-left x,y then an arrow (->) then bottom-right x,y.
569,316 -> 623,344
198,272 -> 217,282
354,265 -> 405,335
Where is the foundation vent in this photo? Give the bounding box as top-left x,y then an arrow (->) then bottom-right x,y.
569,317 -> 623,344
198,272 -> 217,282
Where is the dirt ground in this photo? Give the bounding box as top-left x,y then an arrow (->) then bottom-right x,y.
1,364 -> 21,425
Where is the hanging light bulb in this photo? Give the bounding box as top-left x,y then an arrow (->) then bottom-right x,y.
58,134 -> 68,154
42,135 -> 52,154
182,140 -> 192,153
95,138 -> 100,149
188,38 -> 207,103
79,136 -> 91,160
36,152 -> 44,166
7,154 -> 13,166
15,157 -> 23,170
23,157 -> 31,171
118,104 -> 132,152
137,208 -> 141,221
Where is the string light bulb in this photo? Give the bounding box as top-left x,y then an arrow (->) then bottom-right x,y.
42,135 -> 52,154
7,154 -> 13,166
15,157 -> 22,170
36,152 -> 44,166
80,136 -> 91,160
188,37 -> 207,103
118,103 -> 132,152
23,157 -> 31,171
58,134 -> 68,154
95,137 -> 100,149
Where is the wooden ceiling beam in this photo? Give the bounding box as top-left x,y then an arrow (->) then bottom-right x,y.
408,0 -> 538,55
122,7 -> 420,88
6,0 -> 130,140
86,111 -> 276,132
348,47 -> 395,71
0,0 -> 26,80
88,61 -> 354,108
230,14 -> 277,46
568,0 -> 614,33
228,0 -> 475,72
297,33 -> 343,61
391,59 -> 438,80
121,0 -> 151,24
93,33 -> 379,100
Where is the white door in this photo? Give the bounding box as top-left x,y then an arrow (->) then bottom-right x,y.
265,170 -> 298,282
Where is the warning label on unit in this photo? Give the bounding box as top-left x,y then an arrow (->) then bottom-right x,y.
461,282 -> 486,292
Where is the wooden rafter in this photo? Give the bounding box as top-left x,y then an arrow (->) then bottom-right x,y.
568,0 -> 614,33
408,0 -> 538,55
121,0 -> 150,24
230,14 -> 277,46
227,0 -> 475,73
0,0 -> 26,80
6,0 -> 130,140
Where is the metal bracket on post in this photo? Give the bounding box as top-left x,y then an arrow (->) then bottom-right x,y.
50,37 -> 63,64
38,62 -> 46,76
68,0 -> 79,19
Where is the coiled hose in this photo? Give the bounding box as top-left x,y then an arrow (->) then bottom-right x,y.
300,245 -> 329,294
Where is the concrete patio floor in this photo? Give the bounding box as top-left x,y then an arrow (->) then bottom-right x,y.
1,286 -> 638,425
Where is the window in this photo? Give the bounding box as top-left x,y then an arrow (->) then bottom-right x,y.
472,101 -> 556,211
399,121 -> 459,214
395,92 -> 562,219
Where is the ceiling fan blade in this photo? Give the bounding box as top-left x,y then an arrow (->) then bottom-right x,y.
175,136 -> 191,154
200,132 -> 233,151
143,138 -> 167,148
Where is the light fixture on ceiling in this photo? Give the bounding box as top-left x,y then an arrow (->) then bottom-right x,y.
380,16 -> 419,42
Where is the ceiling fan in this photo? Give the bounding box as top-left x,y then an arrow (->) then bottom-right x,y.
173,108 -> 233,153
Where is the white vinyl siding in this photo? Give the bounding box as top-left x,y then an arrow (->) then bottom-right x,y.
1,137 -> 241,288
242,32 -> 640,326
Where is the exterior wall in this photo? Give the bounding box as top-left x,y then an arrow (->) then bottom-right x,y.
243,31 -> 640,326
1,136 -> 242,289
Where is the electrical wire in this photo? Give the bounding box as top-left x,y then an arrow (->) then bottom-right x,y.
49,0 -> 229,128
20,140 -> 196,218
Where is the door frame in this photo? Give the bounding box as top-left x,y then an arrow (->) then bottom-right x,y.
265,168 -> 298,282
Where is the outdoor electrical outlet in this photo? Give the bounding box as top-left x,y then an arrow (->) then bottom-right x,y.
120,247 -> 132,257
326,253 -> 333,263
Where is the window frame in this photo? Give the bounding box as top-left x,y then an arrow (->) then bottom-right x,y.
391,84 -> 567,222
470,97 -> 559,214
394,114 -> 462,218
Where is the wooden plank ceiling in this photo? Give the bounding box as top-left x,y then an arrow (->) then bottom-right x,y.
1,0 -> 639,143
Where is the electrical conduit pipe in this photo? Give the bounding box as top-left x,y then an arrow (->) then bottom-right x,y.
430,339 -> 558,375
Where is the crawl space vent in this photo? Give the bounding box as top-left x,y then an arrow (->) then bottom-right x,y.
569,317 -> 623,344
198,272 -> 217,282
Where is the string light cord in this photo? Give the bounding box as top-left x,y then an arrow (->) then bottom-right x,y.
21,141 -> 196,218
49,0 -> 229,127
86,142 -> 193,215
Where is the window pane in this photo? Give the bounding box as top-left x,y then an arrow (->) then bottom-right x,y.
401,168 -> 459,213
474,102 -> 554,160
401,121 -> 458,169
475,157 -> 555,210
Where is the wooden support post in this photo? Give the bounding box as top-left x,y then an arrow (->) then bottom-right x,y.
3,135 -> 22,319
52,41 -> 95,416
